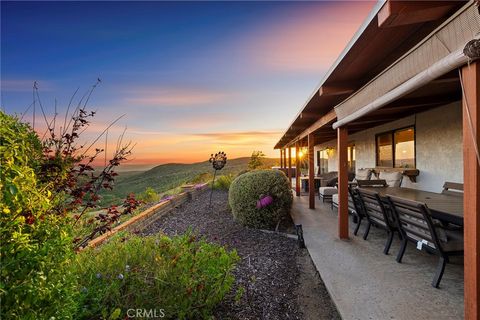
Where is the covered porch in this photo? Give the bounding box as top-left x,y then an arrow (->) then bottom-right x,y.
275,1 -> 479,319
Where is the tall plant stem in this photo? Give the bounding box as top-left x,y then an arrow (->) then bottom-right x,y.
209,169 -> 218,208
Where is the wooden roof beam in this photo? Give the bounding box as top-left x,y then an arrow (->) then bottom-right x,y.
288,125 -> 304,131
299,112 -> 321,120
319,83 -> 357,97
430,75 -> 459,85
284,110 -> 337,148
296,109 -> 337,142
378,1 -> 459,28
380,93 -> 461,111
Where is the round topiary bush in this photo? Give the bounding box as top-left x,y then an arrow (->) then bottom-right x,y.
228,169 -> 293,229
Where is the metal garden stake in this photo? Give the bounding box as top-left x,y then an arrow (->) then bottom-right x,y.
209,151 -> 227,207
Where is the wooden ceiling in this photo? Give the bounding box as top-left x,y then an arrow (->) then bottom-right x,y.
311,71 -> 462,146
275,1 -> 465,149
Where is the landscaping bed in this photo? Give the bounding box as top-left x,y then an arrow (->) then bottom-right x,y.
142,189 -> 340,320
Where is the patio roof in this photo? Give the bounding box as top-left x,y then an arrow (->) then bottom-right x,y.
274,0 -> 466,149
333,2 -> 480,129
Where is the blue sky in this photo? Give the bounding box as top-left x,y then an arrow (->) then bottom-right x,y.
1,1 -> 374,164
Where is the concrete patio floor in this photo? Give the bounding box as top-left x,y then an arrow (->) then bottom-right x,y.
291,194 -> 464,320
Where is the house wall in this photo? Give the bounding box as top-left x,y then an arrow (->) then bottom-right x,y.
314,101 -> 463,192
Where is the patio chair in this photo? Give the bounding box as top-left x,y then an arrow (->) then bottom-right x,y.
318,171 -> 338,187
350,187 -> 367,236
441,182 -> 463,196
319,186 -> 337,202
386,195 -> 464,288
330,187 -> 357,213
331,193 -> 338,210
440,182 -> 464,231
357,188 -> 398,255
317,171 -> 338,202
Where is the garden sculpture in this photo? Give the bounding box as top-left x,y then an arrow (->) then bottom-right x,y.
209,151 -> 227,207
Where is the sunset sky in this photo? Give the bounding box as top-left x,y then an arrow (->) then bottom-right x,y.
1,1 -> 375,165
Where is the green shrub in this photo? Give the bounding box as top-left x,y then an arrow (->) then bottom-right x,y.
75,232 -> 239,319
236,169 -> 250,177
137,186 -> 160,203
0,112 -> 78,319
228,169 -> 293,229
190,172 -> 213,184
213,174 -> 234,190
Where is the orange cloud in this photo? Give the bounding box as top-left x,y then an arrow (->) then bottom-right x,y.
95,130 -> 283,165
20,114 -> 279,165
192,130 -> 282,146
169,114 -> 234,130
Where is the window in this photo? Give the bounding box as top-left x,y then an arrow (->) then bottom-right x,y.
376,134 -> 393,167
394,128 -> 415,168
376,127 -> 415,168
318,149 -> 328,174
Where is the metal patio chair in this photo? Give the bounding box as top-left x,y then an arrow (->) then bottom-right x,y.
357,188 -> 398,255
387,195 -> 464,288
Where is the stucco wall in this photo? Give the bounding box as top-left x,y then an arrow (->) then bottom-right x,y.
314,101 -> 463,192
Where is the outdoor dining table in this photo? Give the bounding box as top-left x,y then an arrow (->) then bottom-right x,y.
358,186 -> 464,226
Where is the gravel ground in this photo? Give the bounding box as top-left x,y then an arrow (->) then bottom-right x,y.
142,189 -> 340,320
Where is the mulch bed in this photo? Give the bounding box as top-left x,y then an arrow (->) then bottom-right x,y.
142,189 -> 340,320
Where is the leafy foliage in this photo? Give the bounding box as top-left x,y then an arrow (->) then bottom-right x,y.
0,112 -> 78,319
189,172 -> 213,184
213,174 -> 235,190
34,92 -> 141,246
228,169 -> 293,229
137,186 -> 160,203
248,150 -> 266,170
0,83 -> 140,318
75,232 -> 239,319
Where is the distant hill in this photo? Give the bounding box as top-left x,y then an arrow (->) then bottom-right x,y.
98,157 -> 278,206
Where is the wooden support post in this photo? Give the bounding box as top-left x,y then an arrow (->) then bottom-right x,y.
295,143 -> 301,196
462,61 -> 480,320
337,127 -> 349,239
308,134 -> 315,209
288,147 -> 292,187
280,149 -> 284,169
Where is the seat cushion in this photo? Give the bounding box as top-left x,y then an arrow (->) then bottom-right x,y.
332,193 -> 339,205
355,168 -> 372,181
378,171 -> 403,187
332,194 -> 356,212
319,187 -> 338,196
